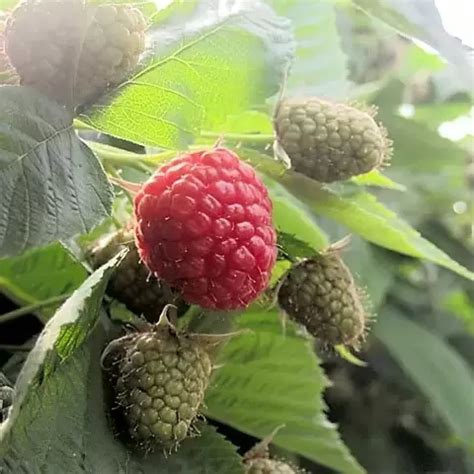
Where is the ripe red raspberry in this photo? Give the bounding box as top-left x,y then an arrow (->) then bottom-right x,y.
134,148 -> 277,310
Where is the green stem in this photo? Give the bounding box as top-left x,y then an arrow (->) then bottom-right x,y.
200,130 -> 274,144
73,119 -> 96,132
0,294 -> 71,325
88,142 -> 158,169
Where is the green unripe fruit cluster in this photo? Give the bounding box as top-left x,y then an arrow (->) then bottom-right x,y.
89,229 -> 186,322
278,252 -> 366,348
275,97 -> 390,183
5,0 -> 146,106
115,329 -> 212,448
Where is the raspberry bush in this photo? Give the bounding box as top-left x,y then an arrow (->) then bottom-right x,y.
0,1 -> 473,473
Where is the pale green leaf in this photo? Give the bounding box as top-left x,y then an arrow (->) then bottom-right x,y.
80,3 -> 294,148
351,169 -> 406,191
205,309 -> 365,474
280,172 -> 474,281
265,175 -> 329,251
271,0 -> 350,98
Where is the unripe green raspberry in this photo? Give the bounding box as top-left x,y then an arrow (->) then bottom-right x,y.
89,229 -> 186,322
274,97 -> 391,182
278,251 -> 366,348
246,458 -> 297,474
112,320 -> 212,448
244,427 -> 305,474
337,9 -> 405,85
5,0 -> 146,106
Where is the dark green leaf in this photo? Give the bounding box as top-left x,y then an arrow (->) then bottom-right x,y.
205,309 -> 365,474
80,3 -> 294,148
0,86 -> 113,258
0,252 -> 123,463
375,308 -> 474,451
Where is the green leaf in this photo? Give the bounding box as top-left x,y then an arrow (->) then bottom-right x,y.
0,0 -> 17,10
442,291 -> 474,336
397,44 -> 445,81
205,309 -> 365,474
0,243 -> 87,321
80,3 -> 294,148
205,110 -> 274,136
0,86 -> 113,258
342,236 -> 398,310
271,0 -> 350,98
265,175 -> 329,251
375,308 -> 474,451
412,102 -> 472,131
0,252 -> 242,472
279,173 -> 473,281
378,111 -> 467,221
148,0 -> 200,27
351,169 -> 406,191
0,252 -> 123,460
277,232 -> 318,260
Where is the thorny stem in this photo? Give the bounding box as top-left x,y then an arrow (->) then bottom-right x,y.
0,294 -> 71,326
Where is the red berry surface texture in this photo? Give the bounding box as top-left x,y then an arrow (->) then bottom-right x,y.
134,148 -> 277,310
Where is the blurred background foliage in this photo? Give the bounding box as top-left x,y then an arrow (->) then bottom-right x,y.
1,0 -> 473,472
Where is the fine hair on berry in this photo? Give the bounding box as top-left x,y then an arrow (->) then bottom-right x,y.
134,148 -> 277,310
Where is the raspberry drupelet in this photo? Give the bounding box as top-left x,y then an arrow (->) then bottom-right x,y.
134,148 -> 277,310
